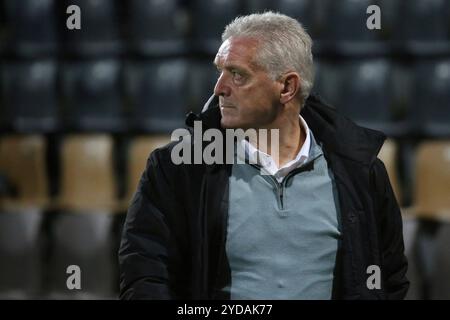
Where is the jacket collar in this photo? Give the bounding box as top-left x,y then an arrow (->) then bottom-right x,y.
185,93 -> 386,166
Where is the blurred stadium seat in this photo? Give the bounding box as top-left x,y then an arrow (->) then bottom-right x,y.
191,0 -> 242,54
429,222 -> 450,299
390,62 -> 414,136
62,0 -> 123,56
413,60 -> 450,137
188,59 -> 218,112
128,0 -> 188,56
324,0 -> 378,41
0,135 -> 49,208
275,0 -> 317,34
0,59 -> 59,133
3,0 -> 58,57
377,139 -> 401,204
376,0 -> 400,40
45,211 -> 117,299
0,2 -> 6,54
61,59 -> 124,132
402,215 -> 422,300
58,135 -> 117,211
413,141 -> 450,219
407,218 -> 450,300
125,58 -> 189,133
393,0 -> 449,42
123,135 -> 170,209
244,0 -> 273,13
312,59 -> 342,107
337,59 -> 400,135
0,208 -> 45,299
392,0 -> 450,55
320,0 -> 388,55
245,0 -> 317,36
413,218 -> 440,299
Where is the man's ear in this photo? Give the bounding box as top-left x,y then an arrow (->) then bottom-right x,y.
279,72 -> 301,105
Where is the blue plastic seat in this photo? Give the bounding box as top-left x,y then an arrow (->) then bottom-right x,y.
323,0 -> 380,42
191,0 -> 242,54
62,0 -> 122,56
393,0 -> 449,42
1,59 -> 59,133
45,211 -> 117,299
273,0 -> 316,36
128,0 -> 188,56
125,58 -> 189,133
188,59 -> 219,113
337,59 -> 399,135
430,222 -> 450,299
61,59 -> 124,132
320,0 -> 388,55
312,60 -> 343,108
3,0 -> 58,57
0,208 -> 45,299
413,60 -> 450,137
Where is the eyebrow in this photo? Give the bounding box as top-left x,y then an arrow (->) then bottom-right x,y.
212,61 -> 250,74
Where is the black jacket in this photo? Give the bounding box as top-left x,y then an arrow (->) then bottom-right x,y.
118,94 -> 409,300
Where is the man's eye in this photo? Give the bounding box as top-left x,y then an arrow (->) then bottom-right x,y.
232,70 -> 244,81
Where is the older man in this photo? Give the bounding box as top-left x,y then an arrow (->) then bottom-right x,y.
119,12 -> 409,300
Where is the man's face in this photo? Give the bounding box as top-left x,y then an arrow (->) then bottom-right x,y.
213,37 -> 282,130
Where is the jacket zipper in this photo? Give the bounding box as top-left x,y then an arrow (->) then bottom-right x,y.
249,154 -> 321,210
249,164 -> 285,209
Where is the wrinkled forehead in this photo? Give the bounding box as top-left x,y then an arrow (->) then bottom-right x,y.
214,37 -> 261,69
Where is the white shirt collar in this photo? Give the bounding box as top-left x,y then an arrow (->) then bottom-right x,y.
238,115 -> 311,182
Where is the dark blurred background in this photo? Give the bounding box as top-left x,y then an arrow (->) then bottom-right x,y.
0,0 -> 449,300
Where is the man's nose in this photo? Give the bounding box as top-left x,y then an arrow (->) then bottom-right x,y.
213,73 -> 231,97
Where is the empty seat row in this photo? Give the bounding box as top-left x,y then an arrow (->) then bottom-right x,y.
1,0 -> 188,57
247,0 -> 450,43
0,134 -> 170,212
1,0 -> 450,57
1,134 -> 450,219
0,60 -> 59,133
1,0 -> 122,57
0,58 -> 196,133
0,208 -> 124,299
2,208 -> 450,299
1,57 -> 450,136
402,216 -> 450,300
0,135 -> 48,207
413,141 -> 450,219
314,58 -> 450,137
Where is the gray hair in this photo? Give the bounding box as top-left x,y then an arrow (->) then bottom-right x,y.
222,11 -> 315,105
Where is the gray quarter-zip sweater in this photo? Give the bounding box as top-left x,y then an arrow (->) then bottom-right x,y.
223,132 -> 342,299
